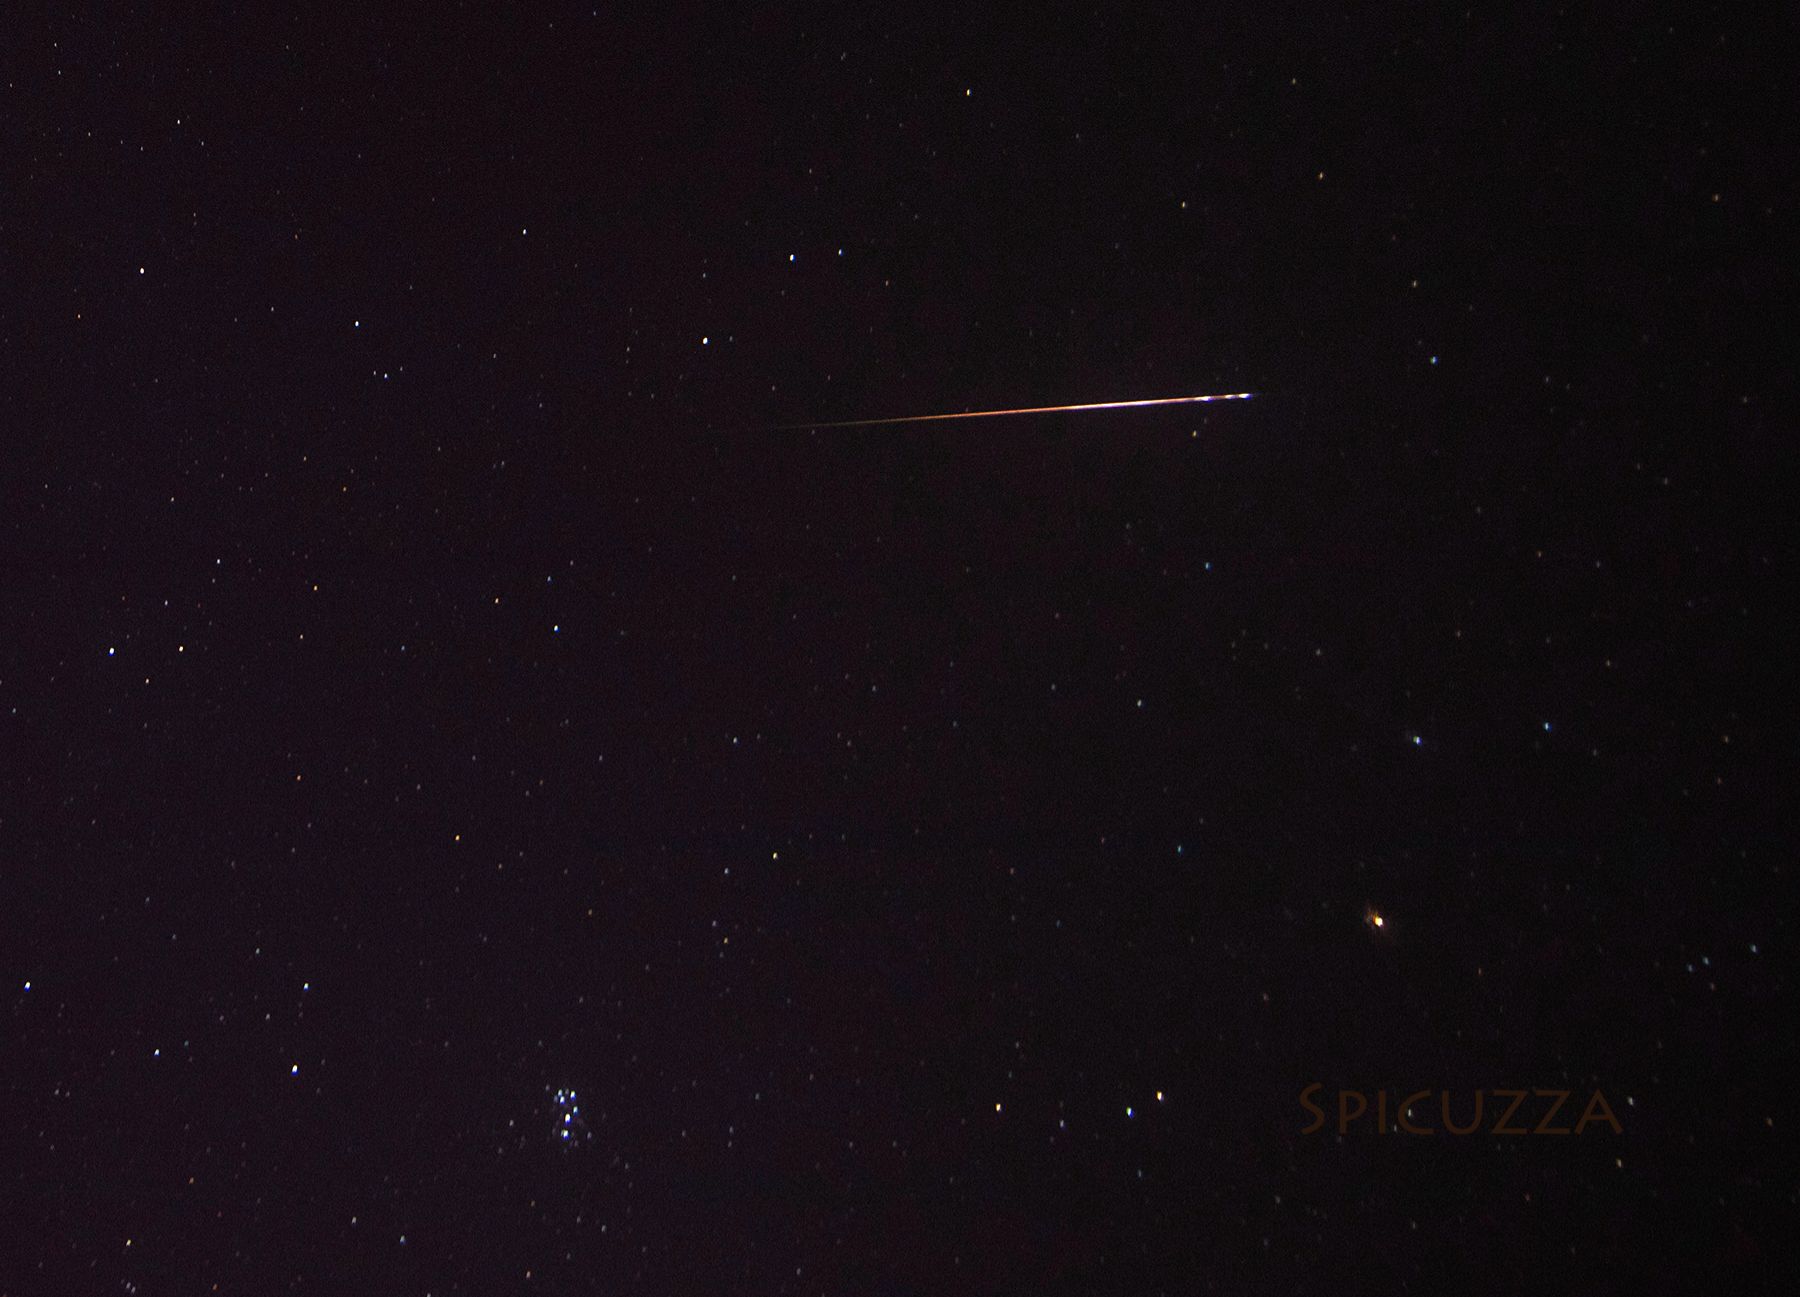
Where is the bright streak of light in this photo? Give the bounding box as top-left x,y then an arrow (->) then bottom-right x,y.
773,392 -> 1255,429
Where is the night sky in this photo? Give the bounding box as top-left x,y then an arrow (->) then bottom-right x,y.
3,5 -> 1793,1293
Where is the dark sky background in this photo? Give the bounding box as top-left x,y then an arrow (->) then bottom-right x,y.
3,4 -> 1793,1293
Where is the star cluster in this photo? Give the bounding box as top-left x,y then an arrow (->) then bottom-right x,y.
551,1087 -> 592,1149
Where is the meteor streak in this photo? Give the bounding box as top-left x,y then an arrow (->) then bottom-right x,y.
772,391 -> 1254,429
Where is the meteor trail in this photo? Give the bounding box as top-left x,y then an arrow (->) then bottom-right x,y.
771,391 -> 1254,429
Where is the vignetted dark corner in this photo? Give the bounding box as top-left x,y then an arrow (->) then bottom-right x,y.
2,5 -> 1791,1292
